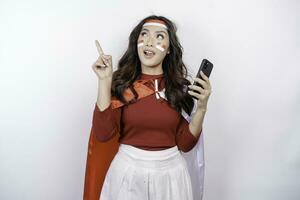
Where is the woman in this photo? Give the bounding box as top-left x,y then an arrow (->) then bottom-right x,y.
85,15 -> 212,200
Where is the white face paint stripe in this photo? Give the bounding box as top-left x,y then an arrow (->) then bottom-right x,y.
155,45 -> 165,52
138,42 -> 166,52
143,22 -> 168,29
138,43 -> 165,52
137,42 -> 144,48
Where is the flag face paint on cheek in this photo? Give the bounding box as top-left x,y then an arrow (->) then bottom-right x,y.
155,44 -> 167,52
137,42 -> 144,48
137,39 -> 144,48
138,41 -> 167,52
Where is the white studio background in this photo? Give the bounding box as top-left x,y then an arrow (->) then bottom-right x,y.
0,0 -> 299,199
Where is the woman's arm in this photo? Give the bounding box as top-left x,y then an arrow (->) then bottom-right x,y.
97,78 -> 112,111
188,108 -> 206,138
187,71 -> 212,138
176,116 -> 202,152
93,78 -> 121,142
92,102 -> 121,142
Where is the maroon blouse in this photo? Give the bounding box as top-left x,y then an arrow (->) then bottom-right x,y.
92,73 -> 201,152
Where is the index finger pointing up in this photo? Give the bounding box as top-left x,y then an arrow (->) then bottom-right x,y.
95,40 -> 104,55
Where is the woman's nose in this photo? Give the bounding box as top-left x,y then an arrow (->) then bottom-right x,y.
145,37 -> 154,46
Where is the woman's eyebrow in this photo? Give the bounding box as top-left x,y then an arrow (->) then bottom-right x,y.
156,30 -> 167,35
142,28 -> 167,35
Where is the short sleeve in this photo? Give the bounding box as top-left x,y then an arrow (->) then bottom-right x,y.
92,102 -> 122,142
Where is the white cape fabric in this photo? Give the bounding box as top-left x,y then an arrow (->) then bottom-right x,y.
157,89 -> 205,200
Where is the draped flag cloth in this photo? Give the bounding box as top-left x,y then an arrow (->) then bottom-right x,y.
83,79 -> 205,200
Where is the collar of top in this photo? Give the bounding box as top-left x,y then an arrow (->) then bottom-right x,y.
139,72 -> 164,80
139,72 -> 164,100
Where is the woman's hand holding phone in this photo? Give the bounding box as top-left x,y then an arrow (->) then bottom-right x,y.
187,59 -> 213,111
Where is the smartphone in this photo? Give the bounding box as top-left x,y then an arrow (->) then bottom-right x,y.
190,59 -> 213,98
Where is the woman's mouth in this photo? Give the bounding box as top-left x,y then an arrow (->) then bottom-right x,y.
143,50 -> 156,59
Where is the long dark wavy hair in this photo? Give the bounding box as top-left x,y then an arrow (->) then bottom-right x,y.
111,15 -> 195,115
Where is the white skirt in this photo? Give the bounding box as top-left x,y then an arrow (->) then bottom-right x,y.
99,144 -> 194,200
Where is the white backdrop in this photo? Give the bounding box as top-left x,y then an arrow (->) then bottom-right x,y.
0,0 -> 299,199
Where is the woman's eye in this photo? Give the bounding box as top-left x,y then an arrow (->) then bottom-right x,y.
157,34 -> 164,39
141,32 -> 147,36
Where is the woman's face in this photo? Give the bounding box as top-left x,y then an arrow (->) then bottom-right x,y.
137,25 -> 170,68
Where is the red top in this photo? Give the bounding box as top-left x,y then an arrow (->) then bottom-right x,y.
92,73 -> 201,152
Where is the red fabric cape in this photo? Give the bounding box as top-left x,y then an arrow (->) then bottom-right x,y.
83,80 -> 157,200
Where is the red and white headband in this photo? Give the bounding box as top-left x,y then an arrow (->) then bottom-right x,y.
142,19 -> 168,29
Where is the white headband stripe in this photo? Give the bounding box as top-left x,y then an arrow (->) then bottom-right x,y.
143,22 -> 167,29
